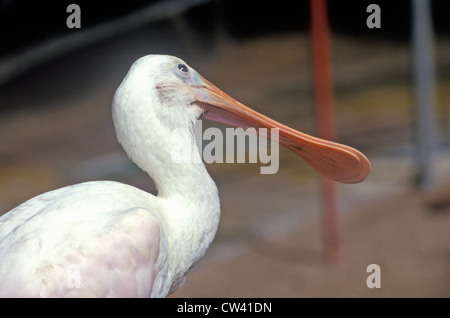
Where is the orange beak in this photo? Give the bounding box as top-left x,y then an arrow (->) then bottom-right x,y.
192,76 -> 371,184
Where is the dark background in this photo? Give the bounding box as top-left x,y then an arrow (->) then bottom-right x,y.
1,0 -> 450,57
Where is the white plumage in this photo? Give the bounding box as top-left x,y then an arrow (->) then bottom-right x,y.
0,55 -> 370,297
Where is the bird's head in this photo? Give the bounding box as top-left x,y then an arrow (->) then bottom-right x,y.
113,54 -> 370,184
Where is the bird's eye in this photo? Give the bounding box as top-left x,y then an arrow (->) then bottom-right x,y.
177,63 -> 189,75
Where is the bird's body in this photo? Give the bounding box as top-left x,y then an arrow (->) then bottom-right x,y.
0,55 -> 370,297
0,179 -> 218,297
1,181 -> 162,297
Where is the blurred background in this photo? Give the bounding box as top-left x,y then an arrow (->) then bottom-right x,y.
0,0 -> 449,297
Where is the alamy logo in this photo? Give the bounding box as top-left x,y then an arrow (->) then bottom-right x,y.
366,264 -> 381,288
366,4 -> 381,29
66,265 -> 81,289
66,4 -> 81,29
171,120 -> 280,174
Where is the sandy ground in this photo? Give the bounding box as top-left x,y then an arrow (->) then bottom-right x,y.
0,25 -> 449,297
174,187 -> 450,297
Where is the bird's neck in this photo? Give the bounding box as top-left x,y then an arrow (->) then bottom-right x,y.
156,160 -> 221,293
136,138 -> 220,292
115,113 -> 220,290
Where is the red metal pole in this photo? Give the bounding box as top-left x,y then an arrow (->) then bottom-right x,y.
310,0 -> 341,262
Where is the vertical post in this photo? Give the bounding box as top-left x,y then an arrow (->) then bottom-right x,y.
310,0 -> 340,262
412,0 -> 437,190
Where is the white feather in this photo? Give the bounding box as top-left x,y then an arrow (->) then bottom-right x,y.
0,55 -> 220,297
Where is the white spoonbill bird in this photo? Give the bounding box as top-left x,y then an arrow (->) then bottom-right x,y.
0,55 -> 370,297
